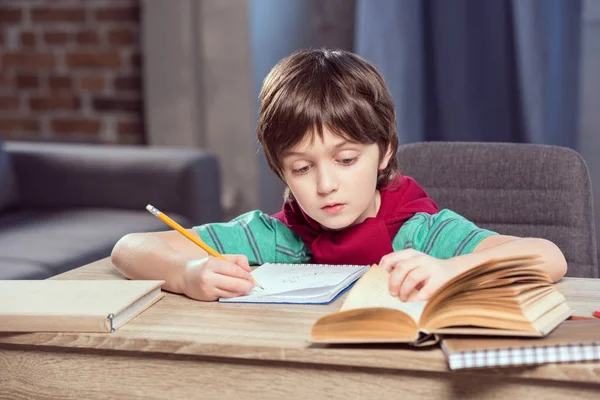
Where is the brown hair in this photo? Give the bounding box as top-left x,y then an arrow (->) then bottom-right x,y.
257,48 -> 399,190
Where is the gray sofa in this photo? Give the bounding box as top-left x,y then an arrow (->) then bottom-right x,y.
0,141 -> 223,280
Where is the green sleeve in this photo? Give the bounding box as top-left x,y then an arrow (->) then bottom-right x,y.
392,209 -> 498,259
193,210 -> 311,265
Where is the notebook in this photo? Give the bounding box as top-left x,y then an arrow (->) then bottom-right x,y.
440,320 -> 600,370
219,263 -> 370,304
0,280 -> 165,333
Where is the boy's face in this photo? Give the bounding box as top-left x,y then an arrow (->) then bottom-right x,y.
281,127 -> 392,230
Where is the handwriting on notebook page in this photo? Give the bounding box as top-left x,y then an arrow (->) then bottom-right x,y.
251,263 -> 366,293
281,272 -> 321,284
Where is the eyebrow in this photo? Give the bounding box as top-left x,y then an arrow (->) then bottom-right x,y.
284,140 -> 355,157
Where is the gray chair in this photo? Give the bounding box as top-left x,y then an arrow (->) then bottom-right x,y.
397,141 -> 598,278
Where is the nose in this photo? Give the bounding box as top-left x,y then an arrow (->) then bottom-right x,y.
316,165 -> 339,195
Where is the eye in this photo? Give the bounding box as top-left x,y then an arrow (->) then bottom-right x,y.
292,165 -> 310,174
339,157 -> 358,165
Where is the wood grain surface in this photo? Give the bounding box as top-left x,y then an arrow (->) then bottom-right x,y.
1,258 -> 599,399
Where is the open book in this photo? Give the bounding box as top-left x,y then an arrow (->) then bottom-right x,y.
310,255 -> 573,345
0,280 -> 164,333
219,263 -> 370,304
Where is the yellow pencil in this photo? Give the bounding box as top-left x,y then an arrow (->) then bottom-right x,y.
146,204 -> 264,289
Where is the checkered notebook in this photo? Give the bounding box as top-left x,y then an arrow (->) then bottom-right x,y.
441,320 -> 600,370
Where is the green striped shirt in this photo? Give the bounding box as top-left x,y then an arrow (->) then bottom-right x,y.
193,209 -> 497,265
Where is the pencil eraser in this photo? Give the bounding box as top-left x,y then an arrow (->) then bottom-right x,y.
146,204 -> 160,216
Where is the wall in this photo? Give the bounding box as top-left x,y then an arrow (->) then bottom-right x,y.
142,0 -> 258,219
142,0 -> 355,219
0,0 -> 144,144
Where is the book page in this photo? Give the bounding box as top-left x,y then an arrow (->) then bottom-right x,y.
340,266 -> 426,322
420,255 -> 544,322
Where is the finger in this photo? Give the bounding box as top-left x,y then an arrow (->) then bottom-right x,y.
212,260 -> 253,280
225,254 -> 251,271
380,249 -> 420,270
214,287 -> 249,299
211,273 -> 255,294
380,249 -> 423,272
388,262 -> 421,297
399,268 -> 430,301
413,280 -> 440,302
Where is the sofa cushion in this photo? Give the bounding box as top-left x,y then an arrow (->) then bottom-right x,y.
0,141 -> 18,213
0,208 -> 191,279
0,259 -> 56,280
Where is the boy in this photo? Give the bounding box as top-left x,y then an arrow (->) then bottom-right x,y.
111,49 -> 567,302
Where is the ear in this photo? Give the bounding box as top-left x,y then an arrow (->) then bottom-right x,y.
378,144 -> 394,171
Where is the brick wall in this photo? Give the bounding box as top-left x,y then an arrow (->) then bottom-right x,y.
0,0 -> 144,144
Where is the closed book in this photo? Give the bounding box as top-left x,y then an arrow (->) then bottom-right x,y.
0,280 -> 164,333
441,320 -> 600,370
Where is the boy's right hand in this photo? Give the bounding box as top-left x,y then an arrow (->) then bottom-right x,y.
181,254 -> 255,301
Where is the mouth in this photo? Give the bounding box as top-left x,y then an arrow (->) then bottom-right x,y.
321,203 -> 345,215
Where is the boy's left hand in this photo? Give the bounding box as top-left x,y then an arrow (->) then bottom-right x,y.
379,249 -> 461,302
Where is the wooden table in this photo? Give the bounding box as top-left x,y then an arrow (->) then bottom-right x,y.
1,258 -> 599,399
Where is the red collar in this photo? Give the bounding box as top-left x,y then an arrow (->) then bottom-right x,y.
272,175 -> 438,265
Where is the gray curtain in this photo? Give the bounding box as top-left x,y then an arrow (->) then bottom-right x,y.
356,0 -> 582,149
249,0 -> 583,212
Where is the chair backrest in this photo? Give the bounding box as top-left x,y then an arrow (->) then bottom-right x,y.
397,141 -> 598,278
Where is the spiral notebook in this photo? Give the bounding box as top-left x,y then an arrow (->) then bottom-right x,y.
219,263 -> 370,304
441,320 -> 600,370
